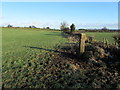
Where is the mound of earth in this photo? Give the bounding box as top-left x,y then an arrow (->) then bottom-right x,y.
39,44 -> 120,88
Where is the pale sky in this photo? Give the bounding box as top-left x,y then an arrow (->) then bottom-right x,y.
1,2 -> 118,29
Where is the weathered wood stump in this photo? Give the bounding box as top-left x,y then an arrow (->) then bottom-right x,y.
79,33 -> 86,54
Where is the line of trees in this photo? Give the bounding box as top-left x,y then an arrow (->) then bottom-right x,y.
5,23 -> 119,32
5,24 -> 51,30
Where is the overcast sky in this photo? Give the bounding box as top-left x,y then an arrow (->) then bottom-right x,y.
1,2 -> 118,29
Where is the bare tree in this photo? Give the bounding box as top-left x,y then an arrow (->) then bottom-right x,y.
60,21 -> 68,31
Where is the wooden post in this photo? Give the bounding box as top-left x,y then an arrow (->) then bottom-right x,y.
79,33 -> 86,54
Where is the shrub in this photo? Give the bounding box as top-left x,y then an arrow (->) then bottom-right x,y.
87,36 -> 94,43
70,24 -> 75,33
63,27 -> 70,33
109,46 -> 120,58
101,27 -> 109,31
7,24 -> 13,27
29,25 -> 36,28
46,27 -> 50,29
113,33 -> 120,47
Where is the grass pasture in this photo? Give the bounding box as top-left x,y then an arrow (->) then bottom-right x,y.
2,28 -> 118,88
2,28 -> 67,88
86,32 -> 117,44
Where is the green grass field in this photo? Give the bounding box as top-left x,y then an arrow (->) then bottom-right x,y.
2,28 -> 117,88
86,32 -> 117,44
2,28 -> 67,88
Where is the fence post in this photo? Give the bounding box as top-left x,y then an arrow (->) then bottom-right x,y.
79,33 -> 86,54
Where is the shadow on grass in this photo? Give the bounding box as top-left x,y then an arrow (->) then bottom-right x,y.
23,46 -> 78,59
44,34 -> 61,36
44,32 -> 69,37
23,46 -> 60,53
